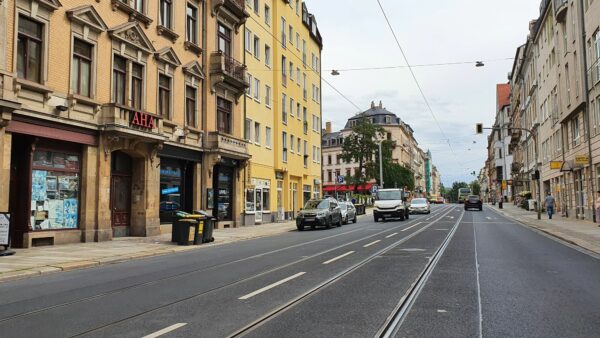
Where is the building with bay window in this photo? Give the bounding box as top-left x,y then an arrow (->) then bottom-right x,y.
241,0 -> 323,224
0,0 -> 250,247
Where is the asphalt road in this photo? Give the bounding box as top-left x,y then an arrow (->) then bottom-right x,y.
0,204 -> 598,338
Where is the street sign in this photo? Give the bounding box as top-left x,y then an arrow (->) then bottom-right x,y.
575,155 -> 589,165
337,175 -> 344,184
371,185 -> 379,194
550,161 -> 563,170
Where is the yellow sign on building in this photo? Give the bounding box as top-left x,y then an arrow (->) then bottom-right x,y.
575,155 -> 589,165
550,161 -> 563,169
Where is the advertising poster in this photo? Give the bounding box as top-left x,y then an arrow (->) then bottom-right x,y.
0,213 -> 10,246
63,198 -> 78,228
48,199 -> 64,227
32,170 -> 47,201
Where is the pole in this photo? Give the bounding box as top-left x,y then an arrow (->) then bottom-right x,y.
379,141 -> 384,188
533,132 -> 541,220
578,0 -> 595,222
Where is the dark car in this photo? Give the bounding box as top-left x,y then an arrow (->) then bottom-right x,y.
159,201 -> 182,223
464,195 -> 483,211
296,198 -> 343,230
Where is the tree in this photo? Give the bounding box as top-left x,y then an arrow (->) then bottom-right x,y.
341,118 -> 385,192
447,181 -> 469,203
470,180 -> 481,196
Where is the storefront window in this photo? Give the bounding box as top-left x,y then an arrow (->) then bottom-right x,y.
246,189 -> 255,212
303,185 -> 311,206
313,185 -> 320,199
31,150 -> 80,230
262,189 -> 270,210
217,167 -> 233,221
246,184 -> 270,213
159,162 -> 182,222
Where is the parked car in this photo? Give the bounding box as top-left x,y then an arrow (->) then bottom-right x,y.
464,195 -> 483,211
296,198 -> 343,231
374,188 -> 409,222
339,202 -> 357,224
409,198 -> 431,214
159,201 -> 182,223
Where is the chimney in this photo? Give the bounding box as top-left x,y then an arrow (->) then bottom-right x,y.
371,101 -> 375,109
325,121 -> 332,134
379,101 -> 383,108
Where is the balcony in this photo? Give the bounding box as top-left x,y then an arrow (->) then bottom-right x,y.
554,0 -> 568,22
210,52 -> 249,98
100,103 -> 164,140
206,131 -> 250,160
588,59 -> 600,88
212,0 -> 249,30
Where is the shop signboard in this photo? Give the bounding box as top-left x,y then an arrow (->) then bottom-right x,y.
550,161 -> 563,170
130,111 -> 157,129
575,155 -> 589,165
275,172 -> 284,180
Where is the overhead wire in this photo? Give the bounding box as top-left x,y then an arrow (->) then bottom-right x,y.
375,0 -> 461,165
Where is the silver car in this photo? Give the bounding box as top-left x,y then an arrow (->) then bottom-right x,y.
339,202 -> 357,224
409,198 -> 431,214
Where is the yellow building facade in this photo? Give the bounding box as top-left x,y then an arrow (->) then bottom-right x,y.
0,0 -> 251,247
241,0 -> 322,224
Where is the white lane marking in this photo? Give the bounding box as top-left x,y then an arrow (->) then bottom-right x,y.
401,222 -> 422,232
239,272 -> 306,300
386,232 -> 398,238
485,217 -> 491,220
447,216 -> 454,219
435,228 -> 449,231
473,223 -> 483,338
142,323 -> 187,338
400,248 -> 426,252
437,309 -> 447,313
363,240 -> 381,248
322,251 -> 355,265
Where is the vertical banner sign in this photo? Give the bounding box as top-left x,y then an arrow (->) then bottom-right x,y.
0,213 -> 10,246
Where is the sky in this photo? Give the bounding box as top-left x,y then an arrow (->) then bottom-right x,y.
308,0 -> 541,186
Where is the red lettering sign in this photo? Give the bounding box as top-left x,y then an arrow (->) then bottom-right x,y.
130,111 -> 156,130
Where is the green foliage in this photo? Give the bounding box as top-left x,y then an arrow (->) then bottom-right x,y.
341,118 -> 386,191
446,181 -> 469,203
470,180 -> 481,196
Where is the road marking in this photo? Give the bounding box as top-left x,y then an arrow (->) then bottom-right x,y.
437,309 -> 447,313
386,232 -> 398,238
401,222 -> 422,232
473,224 -> 483,338
447,216 -> 454,219
485,217 -> 491,220
142,323 -> 187,338
435,228 -> 449,231
400,248 -> 426,252
239,272 -> 306,300
363,240 -> 381,248
322,251 -> 355,265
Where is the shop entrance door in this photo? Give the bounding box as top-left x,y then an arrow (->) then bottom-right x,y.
291,183 -> 298,219
111,152 -> 132,234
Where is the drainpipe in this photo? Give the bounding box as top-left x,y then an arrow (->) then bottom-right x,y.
578,0 -> 595,222
242,19 -> 247,227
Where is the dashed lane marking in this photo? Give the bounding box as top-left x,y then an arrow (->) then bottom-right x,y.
363,240 -> 381,248
322,251 -> 355,265
239,272 -> 306,300
142,323 -> 187,338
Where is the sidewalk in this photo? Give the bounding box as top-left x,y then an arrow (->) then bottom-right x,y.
0,220 -> 298,283
490,203 -> 600,256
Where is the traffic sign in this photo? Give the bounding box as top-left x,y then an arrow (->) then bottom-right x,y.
337,175 -> 344,184
371,185 -> 379,193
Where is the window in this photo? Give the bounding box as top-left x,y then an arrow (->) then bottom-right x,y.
289,26 -> 293,46
281,17 -> 287,48
327,155 -> 332,164
282,56 -> 287,86
158,74 -> 171,118
31,150 -> 81,230
265,45 -> 271,67
253,0 -> 259,14
296,103 -> 301,119
265,85 -> 272,107
290,135 -> 295,153
254,78 -> 260,101
303,140 -> 308,167
254,122 -> 261,144
313,145 -> 317,162
297,137 -> 301,153
218,23 -> 232,55
244,118 -> 251,141
159,0 -> 172,29
282,93 -> 288,123
283,132 -> 288,162
303,108 -> 308,134
565,64 -> 571,106
266,127 -> 272,148
264,5 -> 271,25
185,86 -> 197,127
17,16 -> 43,83
253,36 -> 260,59
131,63 -> 144,109
296,67 -> 300,83
572,116 -> 580,146
186,3 -> 198,44
112,56 -> 127,105
71,39 -> 93,97
246,73 -> 253,96
290,98 -> 294,117
303,73 -> 307,100
302,39 -> 306,65
245,29 -> 252,53
218,97 -> 232,134
290,61 -> 294,81
296,33 -> 300,50
328,170 -> 332,182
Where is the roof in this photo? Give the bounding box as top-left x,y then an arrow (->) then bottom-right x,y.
345,101 -> 402,129
496,83 -> 511,111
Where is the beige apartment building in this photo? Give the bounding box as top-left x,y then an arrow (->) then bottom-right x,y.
321,101 -> 434,197
0,0 -> 251,247
496,0 -> 600,220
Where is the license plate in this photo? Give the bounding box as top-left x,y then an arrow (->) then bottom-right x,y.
383,214 -> 392,218
304,218 -> 314,222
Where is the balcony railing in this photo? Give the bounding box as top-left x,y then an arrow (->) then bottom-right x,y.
554,0 -> 568,21
207,131 -> 249,159
100,103 -> 163,136
210,52 -> 249,94
213,0 -> 249,24
588,58 -> 600,88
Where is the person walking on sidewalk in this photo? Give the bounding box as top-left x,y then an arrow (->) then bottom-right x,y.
595,191 -> 600,225
544,192 -> 556,219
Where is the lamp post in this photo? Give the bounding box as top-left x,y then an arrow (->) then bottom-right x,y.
378,140 -> 384,189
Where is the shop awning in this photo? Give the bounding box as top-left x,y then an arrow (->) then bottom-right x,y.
322,183 -> 374,193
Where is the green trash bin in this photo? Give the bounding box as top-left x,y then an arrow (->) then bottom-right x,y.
200,218 -> 215,243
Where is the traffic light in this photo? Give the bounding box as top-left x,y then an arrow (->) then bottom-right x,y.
476,123 -> 483,134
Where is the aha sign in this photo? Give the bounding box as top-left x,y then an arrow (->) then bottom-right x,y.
130,111 -> 156,130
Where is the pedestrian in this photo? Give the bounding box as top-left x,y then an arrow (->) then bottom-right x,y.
595,191 -> 600,225
544,192 -> 556,220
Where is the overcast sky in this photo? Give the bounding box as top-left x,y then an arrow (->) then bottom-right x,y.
309,0 -> 541,186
